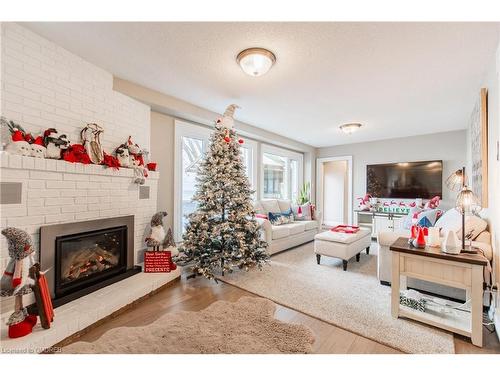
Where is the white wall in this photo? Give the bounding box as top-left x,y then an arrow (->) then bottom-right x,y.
466,40 -> 500,282
317,130 -> 466,211
323,160 -> 347,224
1,23 -> 150,151
150,111 -> 175,230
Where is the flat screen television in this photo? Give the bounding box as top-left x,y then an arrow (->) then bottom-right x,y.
366,160 -> 442,199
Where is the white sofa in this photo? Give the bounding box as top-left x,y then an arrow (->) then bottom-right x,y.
254,199 -> 320,255
377,210 -> 493,301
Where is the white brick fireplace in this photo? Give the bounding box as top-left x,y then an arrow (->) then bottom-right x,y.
0,23 -> 180,351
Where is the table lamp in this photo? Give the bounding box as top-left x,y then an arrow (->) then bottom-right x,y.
445,167 -> 481,252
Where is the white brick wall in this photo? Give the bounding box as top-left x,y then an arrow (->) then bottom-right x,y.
0,23 -> 160,314
0,22 -> 150,151
0,152 -> 159,270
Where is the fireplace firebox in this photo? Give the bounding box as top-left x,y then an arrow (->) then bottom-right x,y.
40,216 -> 141,307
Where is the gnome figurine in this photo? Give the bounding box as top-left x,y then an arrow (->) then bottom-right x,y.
1,228 -> 38,338
216,104 -> 240,129
145,211 -> 168,250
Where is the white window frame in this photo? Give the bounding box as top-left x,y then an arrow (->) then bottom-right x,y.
174,121 -> 259,242
174,120 -> 212,242
239,138 -> 258,191
260,144 -> 304,202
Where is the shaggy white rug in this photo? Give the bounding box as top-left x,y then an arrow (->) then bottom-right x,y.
62,297 -> 315,354
221,242 -> 455,354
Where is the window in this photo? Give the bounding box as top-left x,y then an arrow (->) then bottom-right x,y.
174,121 -> 257,241
261,144 -> 303,202
174,121 -> 212,241
181,136 -> 204,230
239,138 -> 258,191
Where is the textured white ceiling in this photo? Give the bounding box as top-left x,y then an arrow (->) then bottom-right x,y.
23,22 -> 499,147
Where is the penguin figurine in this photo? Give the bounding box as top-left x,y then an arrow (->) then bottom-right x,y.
1,227 -> 38,338
145,211 -> 168,250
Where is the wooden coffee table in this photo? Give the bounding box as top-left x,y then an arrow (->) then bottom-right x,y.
390,237 -> 488,347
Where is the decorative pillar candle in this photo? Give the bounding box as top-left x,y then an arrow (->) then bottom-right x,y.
427,227 -> 441,247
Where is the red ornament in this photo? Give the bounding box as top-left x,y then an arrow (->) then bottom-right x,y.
410,225 -> 418,239
224,136 -> 231,143
238,139 -> 244,144
415,227 -> 426,248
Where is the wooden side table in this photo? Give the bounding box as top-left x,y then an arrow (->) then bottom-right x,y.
390,237 -> 488,347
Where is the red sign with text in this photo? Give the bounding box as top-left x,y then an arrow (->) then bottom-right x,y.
144,251 -> 171,273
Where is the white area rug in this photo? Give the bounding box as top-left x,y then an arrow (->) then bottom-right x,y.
63,297 -> 315,354
221,242 -> 455,354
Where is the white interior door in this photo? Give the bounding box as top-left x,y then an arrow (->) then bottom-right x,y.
316,156 -> 353,226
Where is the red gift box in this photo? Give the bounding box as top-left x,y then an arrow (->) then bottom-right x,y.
147,162 -> 157,171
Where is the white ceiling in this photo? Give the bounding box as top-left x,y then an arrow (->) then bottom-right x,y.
23,22 -> 499,147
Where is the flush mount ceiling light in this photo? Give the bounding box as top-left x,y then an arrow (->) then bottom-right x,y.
236,48 -> 276,77
339,123 -> 362,134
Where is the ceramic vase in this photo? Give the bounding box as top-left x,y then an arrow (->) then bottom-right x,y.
442,230 -> 461,254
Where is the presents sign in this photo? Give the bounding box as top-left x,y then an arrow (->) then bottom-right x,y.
144,251 -> 171,273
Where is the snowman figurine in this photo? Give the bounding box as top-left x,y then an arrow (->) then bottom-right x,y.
5,129 -> 31,157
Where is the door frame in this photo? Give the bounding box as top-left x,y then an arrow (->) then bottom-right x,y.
316,156 -> 353,225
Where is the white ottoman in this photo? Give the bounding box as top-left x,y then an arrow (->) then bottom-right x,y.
314,228 -> 371,271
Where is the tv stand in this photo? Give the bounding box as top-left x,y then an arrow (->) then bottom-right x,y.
354,210 -> 407,238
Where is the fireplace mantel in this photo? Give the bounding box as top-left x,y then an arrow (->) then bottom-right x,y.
0,152 -> 159,180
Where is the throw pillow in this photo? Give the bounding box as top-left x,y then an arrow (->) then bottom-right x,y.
292,203 -> 312,221
434,209 -> 462,233
459,215 -> 488,240
268,211 -> 293,226
403,208 -> 442,229
434,209 -> 488,240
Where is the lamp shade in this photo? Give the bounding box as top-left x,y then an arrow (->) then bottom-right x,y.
446,168 -> 467,192
455,186 -> 481,215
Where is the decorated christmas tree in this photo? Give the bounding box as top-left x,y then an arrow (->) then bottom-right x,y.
178,105 -> 269,279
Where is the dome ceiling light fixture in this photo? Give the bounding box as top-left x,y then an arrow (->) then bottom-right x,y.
236,47 -> 276,77
339,123 -> 362,134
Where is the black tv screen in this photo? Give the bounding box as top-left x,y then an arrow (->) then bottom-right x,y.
366,160 -> 442,199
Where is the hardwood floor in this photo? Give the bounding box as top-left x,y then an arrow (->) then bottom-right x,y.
63,276 -> 500,354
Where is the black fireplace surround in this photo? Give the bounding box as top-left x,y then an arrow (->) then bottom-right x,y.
40,216 -> 141,307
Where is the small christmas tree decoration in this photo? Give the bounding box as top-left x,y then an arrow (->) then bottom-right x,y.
178,105 -> 268,280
